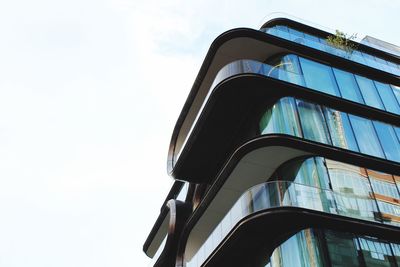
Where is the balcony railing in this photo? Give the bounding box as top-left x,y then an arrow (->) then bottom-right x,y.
186,181 -> 399,267
175,59 -> 400,163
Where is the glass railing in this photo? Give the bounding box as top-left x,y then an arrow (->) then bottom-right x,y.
261,26 -> 400,76
187,181 -> 399,267
175,59 -> 400,162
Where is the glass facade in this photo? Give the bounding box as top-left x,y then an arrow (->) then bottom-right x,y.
186,157 -> 400,267
265,228 -> 400,267
270,54 -> 400,115
177,55 -> 400,163
261,25 -> 400,76
260,97 -> 400,163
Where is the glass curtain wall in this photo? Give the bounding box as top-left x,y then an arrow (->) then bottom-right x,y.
273,156 -> 400,224
187,156 -> 400,267
261,25 -> 400,76
266,228 -> 400,267
259,97 -> 400,164
268,54 -> 400,116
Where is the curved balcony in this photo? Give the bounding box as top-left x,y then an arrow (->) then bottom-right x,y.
169,28 -> 400,179
260,23 -> 400,76
143,200 -> 192,267
174,58 -> 400,165
187,180 -> 399,267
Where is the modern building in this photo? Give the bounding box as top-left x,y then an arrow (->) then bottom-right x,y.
143,16 -> 400,267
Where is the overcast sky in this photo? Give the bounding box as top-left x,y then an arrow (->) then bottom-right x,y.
0,0 -> 399,266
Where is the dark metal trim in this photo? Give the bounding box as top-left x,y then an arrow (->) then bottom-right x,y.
202,207 -> 400,267
260,17 -> 400,63
172,75 -> 400,183
175,135 -> 400,266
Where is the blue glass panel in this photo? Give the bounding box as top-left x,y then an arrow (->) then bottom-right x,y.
323,108 -> 359,152
374,56 -> 392,74
279,55 -> 306,86
348,115 -> 384,158
350,51 -> 367,65
374,81 -> 400,114
299,57 -> 341,96
264,27 -> 277,36
361,52 -> 381,70
288,28 -> 305,44
391,85 -> 400,105
394,127 -> 400,143
303,33 -> 324,50
275,25 -> 291,40
373,122 -> 400,162
296,100 -> 331,144
332,68 -> 363,103
355,75 -> 384,109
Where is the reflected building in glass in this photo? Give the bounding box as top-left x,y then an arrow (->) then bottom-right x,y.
143,16 -> 400,267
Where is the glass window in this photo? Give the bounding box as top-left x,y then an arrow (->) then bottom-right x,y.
298,57 -> 341,96
303,33 -> 324,51
296,100 -> 331,144
275,25 -> 291,40
391,243 -> 400,266
369,174 -> 400,199
362,53 -> 381,70
323,108 -> 359,152
276,157 -> 330,189
278,55 -> 306,86
374,81 -> 400,114
373,121 -> 400,162
288,28 -> 305,44
355,75 -> 384,109
332,68 -> 364,104
394,127 -> 400,143
326,160 -> 379,221
325,230 -> 360,267
259,98 -> 302,137
350,50 -> 367,65
348,115 -> 384,158
391,85 -> 400,105
270,229 -> 326,267
358,237 -> 395,267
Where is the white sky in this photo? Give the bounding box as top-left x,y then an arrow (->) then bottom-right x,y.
0,0 -> 399,266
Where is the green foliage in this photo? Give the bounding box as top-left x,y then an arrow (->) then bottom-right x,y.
326,30 -> 358,55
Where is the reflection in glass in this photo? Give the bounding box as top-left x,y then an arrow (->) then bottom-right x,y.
270,229 -> 326,267
259,98 -> 301,137
326,160 -> 379,222
355,75 -> 384,109
188,156 -> 400,267
323,108 -> 359,151
332,68 -> 364,104
348,115 -> 384,158
259,97 -> 400,163
375,82 -> 400,114
373,121 -> 400,162
262,25 -> 400,76
358,237 -> 395,267
325,230 -> 359,267
299,57 -> 341,96
296,100 -> 331,144
266,229 -> 400,267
